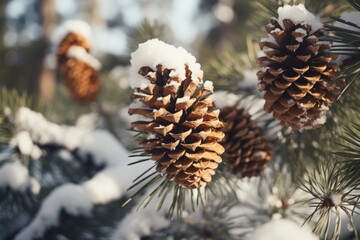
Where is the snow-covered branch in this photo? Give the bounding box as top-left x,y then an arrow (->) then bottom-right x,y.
11,108 -> 154,240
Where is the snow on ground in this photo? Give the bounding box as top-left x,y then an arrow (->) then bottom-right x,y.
12,107 -> 154,240
129,38 -> 203,89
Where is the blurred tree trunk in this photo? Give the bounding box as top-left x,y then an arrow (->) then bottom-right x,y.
38,0 -> 57,100
0,0 -> 11,89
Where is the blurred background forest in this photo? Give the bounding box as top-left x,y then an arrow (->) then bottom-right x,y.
0,0 -> 253,106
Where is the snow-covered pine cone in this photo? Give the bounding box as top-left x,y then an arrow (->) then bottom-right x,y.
57,21 -> 101,103
257,4 -> 341,131
129,39 -> 225,189
219,105 -> 272,177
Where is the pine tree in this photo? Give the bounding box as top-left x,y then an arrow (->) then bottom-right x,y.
0,0 -> 360,239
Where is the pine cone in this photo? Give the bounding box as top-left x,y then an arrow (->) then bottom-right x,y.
219,105 -> 272,177
129,64 -> 225,189
257,15 -> 341,131
57,32 -> 100,103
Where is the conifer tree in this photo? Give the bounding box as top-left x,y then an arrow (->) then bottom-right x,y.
0,0 -> 360,239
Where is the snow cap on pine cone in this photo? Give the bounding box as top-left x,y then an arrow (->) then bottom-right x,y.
128,39 -> 224,189
257,4 -> 341,131
129,38 -> 203,89
53,19 -> 92,47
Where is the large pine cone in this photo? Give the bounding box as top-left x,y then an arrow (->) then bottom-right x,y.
220,105 -> 272,177
257,18 -> 341,131
57,32 -> 100,103
129,65 -> 225,189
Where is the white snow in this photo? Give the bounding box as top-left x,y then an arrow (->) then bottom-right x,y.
176,96 -> 190,104
76,113 -> 104,130
14,107 -> 90,151
249,219 -> 319,240
270,28 -> 282,33
10,131 -> 42,159
260,36 -> 278,46
277,4 -> 323,33
294,29 -> 306,42
111,209 -> 170,240
213,91 -> 239,109
129,38 -> 203,89
330,193 -> 343,206
240,69 -> 259,89
0,161 -> 38,193
333,11 -> 360,64
15,184 -> 94,240
299,104 -> 329,131
334,11 -> 360,32
295,28 -> 307,35
66,46 -> 101,70
52,19 -> 92,48
203,80 -> 214,91
12,107 -> 155,240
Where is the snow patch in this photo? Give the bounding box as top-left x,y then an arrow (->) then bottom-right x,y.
14,107 -> 90,151
129,39 -> 203,89
53,19 -> 92,47
0,161 -> 37,192
10,131 -> 42,159
111,209 -> 170,240
334,11 -> 360,32
277,4 -> 323,33
67,46 -> 101,70
12,107 -> 155,240
213,91 -> 239,109
15,184 -> 93,240
299,104 -> 328,131
249,219 -> 319,240
176,96 -> 190,104
203,80 -> 214,90
330,193 -> 343,206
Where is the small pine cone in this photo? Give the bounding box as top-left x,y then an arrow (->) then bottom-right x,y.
257,10 -> 341,131
57,31 -> 100,103
129,64 -> 225,189
219,105 -> 272,177
57,32 -> 91,65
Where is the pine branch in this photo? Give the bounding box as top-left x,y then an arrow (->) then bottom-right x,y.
127,19 -> 168,53
0,88 -> 34,144
347,0 -> 360,10
335,123 -> 360,185
299,160 -> 360,239
203,40 -> 258,92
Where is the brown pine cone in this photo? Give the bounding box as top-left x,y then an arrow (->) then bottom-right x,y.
220,105 -> 272,177
59,57 -> 100,102
129,64 -> 225,189
57,31 -> 100,103
57,32 -> 91,66
257,16 -> 341,131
